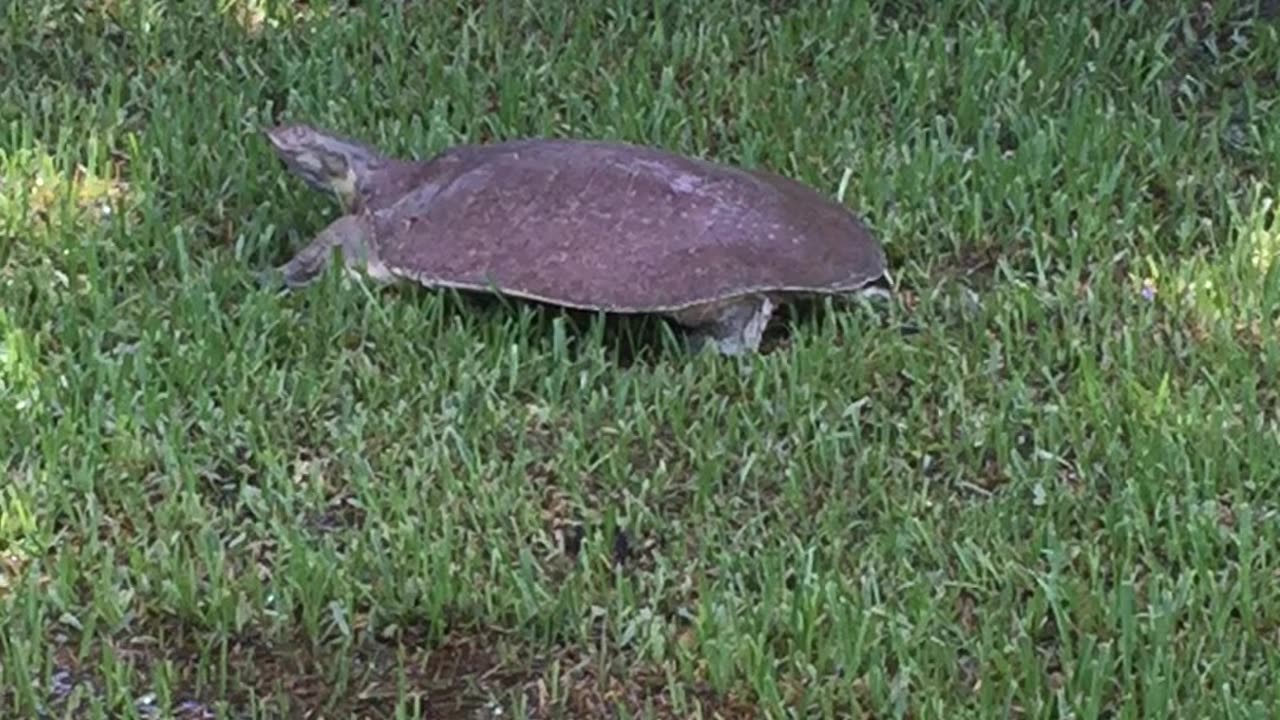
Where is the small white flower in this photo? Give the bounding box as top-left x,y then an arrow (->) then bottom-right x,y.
1140,278 -> 1156,301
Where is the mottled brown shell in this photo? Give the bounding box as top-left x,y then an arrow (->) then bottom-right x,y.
366,139 -> 887,312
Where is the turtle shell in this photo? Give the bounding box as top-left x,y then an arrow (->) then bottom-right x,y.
370,139 -> 887,312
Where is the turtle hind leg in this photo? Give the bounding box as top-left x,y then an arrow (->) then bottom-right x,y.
681,296 -> 776,356
257,214 -> 376,291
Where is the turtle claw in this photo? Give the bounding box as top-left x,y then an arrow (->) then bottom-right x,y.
255,264 -> 317,293
256,266 -> 303,294
256,268 -> 283,290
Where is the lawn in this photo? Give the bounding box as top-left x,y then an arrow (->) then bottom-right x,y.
3,0 -> 1280,717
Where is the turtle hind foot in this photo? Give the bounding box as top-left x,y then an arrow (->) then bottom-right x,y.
684,296 -> 776,356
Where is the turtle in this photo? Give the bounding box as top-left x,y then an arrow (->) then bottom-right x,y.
257,123 -> 891,355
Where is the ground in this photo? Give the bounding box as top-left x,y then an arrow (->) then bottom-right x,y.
3,1 -> 1280,718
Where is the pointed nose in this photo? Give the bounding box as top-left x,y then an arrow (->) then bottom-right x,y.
264,124 -> 303,151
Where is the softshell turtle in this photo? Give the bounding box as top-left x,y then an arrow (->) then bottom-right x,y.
259,123 -> 890,354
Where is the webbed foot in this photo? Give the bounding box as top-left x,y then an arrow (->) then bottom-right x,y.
255,215 -> 369,293
685,296 -> 776,356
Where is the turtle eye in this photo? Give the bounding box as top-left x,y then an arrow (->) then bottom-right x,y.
321,153 -> 347,173
290,151 -> 320,174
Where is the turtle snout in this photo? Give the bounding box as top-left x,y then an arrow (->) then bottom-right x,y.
264,126 -> 295,151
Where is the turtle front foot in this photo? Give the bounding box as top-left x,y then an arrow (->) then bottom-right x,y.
255,267 -> 286,290
255,264 -> 317,292
256,216 -> 362,293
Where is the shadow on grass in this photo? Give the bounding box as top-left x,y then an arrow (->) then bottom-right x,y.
31,622 -> 759,719
383,282 -> 903,367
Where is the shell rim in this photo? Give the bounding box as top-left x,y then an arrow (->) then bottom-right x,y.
385,266 -> 892,314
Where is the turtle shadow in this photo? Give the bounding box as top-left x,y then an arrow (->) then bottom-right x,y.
254,266 -> 902,366
412,288 -> 697,367
406,287 -> 871,367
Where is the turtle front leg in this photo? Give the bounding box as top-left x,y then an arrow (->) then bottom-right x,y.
681,296 -> 776,356
257,214 -> 371,290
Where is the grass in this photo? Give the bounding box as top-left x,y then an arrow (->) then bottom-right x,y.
3,0 -> 1280,717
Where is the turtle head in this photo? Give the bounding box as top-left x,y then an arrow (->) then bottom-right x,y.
264,124 -> 386,209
